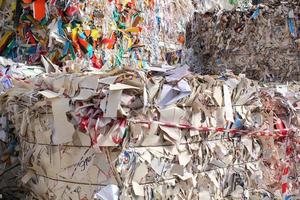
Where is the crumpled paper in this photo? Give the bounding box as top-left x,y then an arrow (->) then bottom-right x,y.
0,67 -> 298,199
185,2 -> 300,81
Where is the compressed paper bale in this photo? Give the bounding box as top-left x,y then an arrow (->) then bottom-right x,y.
185,2 -> 300,81
0,69 -> 299,199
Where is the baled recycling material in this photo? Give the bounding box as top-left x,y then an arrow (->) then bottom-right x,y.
0,0 -> 300,199
0,68 -> 299,199
0,0 -> 194,70
0,57 -> 44,198
0,0 -> 254,70
186,1 -> 300,81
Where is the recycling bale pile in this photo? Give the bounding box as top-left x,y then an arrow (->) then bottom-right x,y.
0,0 -> 158,69
185,1 -> 300,81
0,57 -> 44,199
0,68 -> 298,199
0,0 -> 255,71
0,0 -> 197,70
1,0 -> 300,199
0,110 -> 25,199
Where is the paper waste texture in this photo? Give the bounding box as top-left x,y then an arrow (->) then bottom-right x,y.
186,1 -> 300,81
0,68 -> 299,199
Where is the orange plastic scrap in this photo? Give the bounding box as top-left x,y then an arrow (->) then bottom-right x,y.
124,27 -> 141,33
22,0 -> 46,21
73,42 -> 82,57
33,0 -> 46,21
178,34 -> 185,45
150,0 -> 154,8
84,30 -> 91,37
106,33 -> 117,49
132,16 -> 142,27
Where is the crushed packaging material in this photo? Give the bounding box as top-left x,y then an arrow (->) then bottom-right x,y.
185,1 -> 300,81
0,68 -> 299,199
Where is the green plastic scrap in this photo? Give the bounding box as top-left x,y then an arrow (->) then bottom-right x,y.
229,0 -> 238,5
115,44 -> 124,67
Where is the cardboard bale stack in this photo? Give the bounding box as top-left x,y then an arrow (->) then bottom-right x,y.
0,68 -> 299,199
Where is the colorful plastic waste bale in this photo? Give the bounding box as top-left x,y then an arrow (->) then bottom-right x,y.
0,0 -> 153,70
102,0 -> 146,68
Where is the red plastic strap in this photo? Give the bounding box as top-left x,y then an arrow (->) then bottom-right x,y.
283,167 -> 289,175
282,182 -> 288,194
131,119 -> 293,137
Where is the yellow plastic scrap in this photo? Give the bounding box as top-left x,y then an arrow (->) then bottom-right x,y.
127,37 -> 132,49
123,35 -> 132,49
71,28 -> 78,41
124,27 -> 140,33
10,1 -> 16,10
138,60 -> 142,68
0,31 -> 14,48
91,29 -> 99,40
